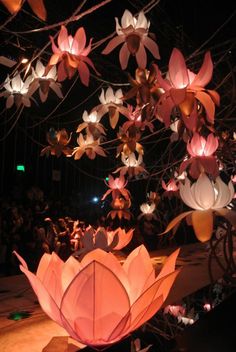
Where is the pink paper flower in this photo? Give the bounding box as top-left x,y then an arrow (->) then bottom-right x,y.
156,48 -> 220,130
102,10 -> 160,69
179,133 -> 219,179
14,246 -> 180,348
49,26 -> 98,85
162,179 -> 179,198
122,105 -> 154,133
102,174 -> 131,201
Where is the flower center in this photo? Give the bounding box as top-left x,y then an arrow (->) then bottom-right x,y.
126,34 -> 141,55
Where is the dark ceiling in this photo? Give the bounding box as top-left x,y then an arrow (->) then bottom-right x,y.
0,0 -> 235,204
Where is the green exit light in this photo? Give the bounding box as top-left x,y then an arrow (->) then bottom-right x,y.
16,165 -> 25,172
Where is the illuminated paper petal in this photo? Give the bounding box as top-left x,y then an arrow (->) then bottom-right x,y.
28,0 -> 46,20
161,211 -> 193,235
169,48 -> 189,88
61,261 -> 130,345
1,0 -> 46,20
191,209 -> 213,242
0,0 -> 21,13
191,51 -> 213,87
195,91 -> 215,123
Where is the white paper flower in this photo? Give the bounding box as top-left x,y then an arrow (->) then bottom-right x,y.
31,60 -> 63,102
95,87 -> 128,128
163,173 -> 236,242
102,10 -> 160,69
0,72 -> 35,108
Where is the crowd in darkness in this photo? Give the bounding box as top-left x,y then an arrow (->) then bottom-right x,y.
0,186 -> 164,277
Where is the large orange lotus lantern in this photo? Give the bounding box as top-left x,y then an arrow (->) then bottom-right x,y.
14,246 -> 180,348
162,173 -> 236,242
102,10 -> 160,69
156,48 -> 220,130
102,174 -> 131,201
40,128 -> 72,157
49,26 -> 98,85
179,133 -> 219,179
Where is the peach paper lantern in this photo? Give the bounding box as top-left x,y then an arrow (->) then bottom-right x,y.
14,246 -> 180,348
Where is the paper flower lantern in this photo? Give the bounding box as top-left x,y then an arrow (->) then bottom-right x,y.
0,72 -> 35,108
162,173 -> 236,242
14,246 -> 180,348
122,105 -> 154,133
123,64 -> 159,109
107,227 -> 134,250
162,179 -> 179,198
156,48 -> 220,129
95,87 -> 128,129
40,128 -> 72,157
78,226 -> 134,255
72,133 -> 106,160
114,153 -> 147,178
0,0 -> 46,20
102,10 -> 160,69
31,60 -> 63,102
117,129 -> 144,157
76,110 -> 106,137
108,196 -> 132,220
179,133 -> 219,179
139,202 -> 156,220
77,226 -> 119,256
49,26 -> 98,85
102,174 -> 131,201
